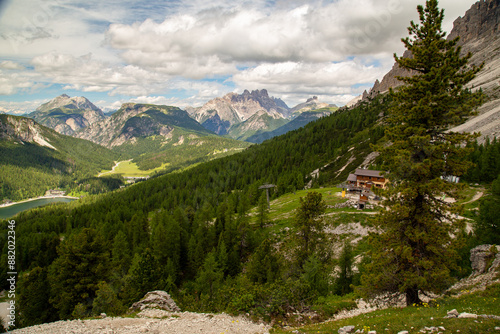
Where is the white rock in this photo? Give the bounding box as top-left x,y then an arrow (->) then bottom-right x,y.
458,312 -> 478,318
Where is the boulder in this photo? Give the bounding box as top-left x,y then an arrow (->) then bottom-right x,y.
130,290 -> 181,312
338,325 -> 356,334
445,309 -> 459,318
458,312 -> 478,319
470,245 -> 500,274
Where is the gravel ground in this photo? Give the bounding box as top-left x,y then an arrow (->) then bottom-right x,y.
8,309 -> 270,334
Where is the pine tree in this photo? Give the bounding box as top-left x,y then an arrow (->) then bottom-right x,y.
335,240 -> 354,296
358,0 -> 483,306
18,267 -> 57,327
112,230 -> 131,276
48,228 -> 110,319
92,281 -> 125,316
294,191 -> 326,267
476,175 -> 500,244
196,251 -> 223,300
257,191 -> 269,228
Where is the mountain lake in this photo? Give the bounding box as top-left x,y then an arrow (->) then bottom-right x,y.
0,197 -> 77,220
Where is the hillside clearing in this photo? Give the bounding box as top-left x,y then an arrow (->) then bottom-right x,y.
98,160 -> 169,177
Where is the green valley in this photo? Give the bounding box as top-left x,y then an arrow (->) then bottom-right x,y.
0,114 -> 122,201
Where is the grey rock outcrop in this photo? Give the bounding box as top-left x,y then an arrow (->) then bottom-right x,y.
130,290 -> 181,312
338,325 -> 356,334
470,244 -> 500,274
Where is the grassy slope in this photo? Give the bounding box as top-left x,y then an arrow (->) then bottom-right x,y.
272,283 -> 500,333
253,188 -> 498,334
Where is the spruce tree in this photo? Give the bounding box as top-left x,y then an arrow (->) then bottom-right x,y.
335,240 -> 354,296
294,191 -> 326,268
18,267 -> 57,327
48,228 -> 110,319
358,0 -> 483,306
257,191 -> 269,228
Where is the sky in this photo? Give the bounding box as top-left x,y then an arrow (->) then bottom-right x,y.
0,0 -> 478,114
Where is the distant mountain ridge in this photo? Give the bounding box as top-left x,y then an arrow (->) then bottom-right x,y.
75,103 -> 211,148
188,89 -> 290,136
74,103 -> 250,172
289,96 -> 336,118
188,90 -> 338,140
246,107 -> 337,144
29,94 -> 105,136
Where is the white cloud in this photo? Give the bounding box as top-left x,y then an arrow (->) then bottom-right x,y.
0,99 -> 50,115
30,52 -> 171,96
0,0 -> 480,108
0,61 -> 25,70
232,59 -> 389,104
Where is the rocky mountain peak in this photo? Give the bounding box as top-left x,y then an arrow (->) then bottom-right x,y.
31,95 -> 106,136
448,0 -> 499,45
190,89 -> 290,136
36,94 -> 102,114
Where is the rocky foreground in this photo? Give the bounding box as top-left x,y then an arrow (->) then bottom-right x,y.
9,309 -> 270,334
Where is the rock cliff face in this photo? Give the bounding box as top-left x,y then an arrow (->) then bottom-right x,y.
361,0 -> 500,141
190,89 -> 290,136
364,0 -> 499,97
0,114 -> 57,150
30,94 -> 105,136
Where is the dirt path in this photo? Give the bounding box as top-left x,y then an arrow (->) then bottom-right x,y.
462,191 -> 484,205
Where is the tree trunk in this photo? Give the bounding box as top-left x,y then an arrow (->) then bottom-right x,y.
405,287 -> 422,306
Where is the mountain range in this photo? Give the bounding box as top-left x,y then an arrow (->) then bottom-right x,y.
0,1 -> 499,331
187,89 -> 336,139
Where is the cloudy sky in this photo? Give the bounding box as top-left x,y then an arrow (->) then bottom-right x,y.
0,0 -> 477,114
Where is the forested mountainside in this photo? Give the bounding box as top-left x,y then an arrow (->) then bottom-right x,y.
0,115 -> 121,201
0,95 -> 388,324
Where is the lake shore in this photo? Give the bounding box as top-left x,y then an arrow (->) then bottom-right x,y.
0,195 -> 80,208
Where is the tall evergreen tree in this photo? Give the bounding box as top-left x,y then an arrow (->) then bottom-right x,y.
476,175 -> 500,244
48,228 -> 110,319
18,267 -> 57,327
257,191 -> 269,228
335,240 -> 354,296
359,0 -> 483,306
294,191 -> 326,268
